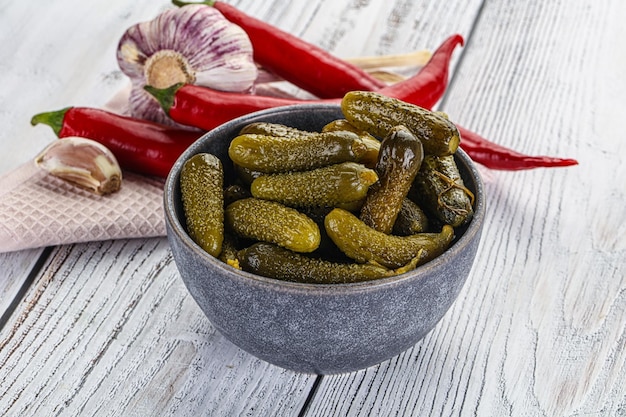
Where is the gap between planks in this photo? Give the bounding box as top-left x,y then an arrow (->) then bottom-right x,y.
0,246 -> 53,335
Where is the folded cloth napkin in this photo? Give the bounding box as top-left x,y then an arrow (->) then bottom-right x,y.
0,161 -> 166,253
0,84 -> 168,254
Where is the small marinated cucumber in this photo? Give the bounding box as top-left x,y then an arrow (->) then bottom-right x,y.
225,197 -> 320,253
218,234 -> 241,268
322,119 -> 381,168
411,154 -> 474,227
359,125 -> 424,234
237,242 -> 419,284
296,206 -> 346,261
250,162 -> 378,208
180,153 -> 224,257
241,120 -> 379,168
239,122 -> 315,138
228,131 -> 368,173
393,198 -> 430,236
341,91 -> 460,156
324,208 -> 454,269
233,164 -> 263,186
223,184 -> 251,206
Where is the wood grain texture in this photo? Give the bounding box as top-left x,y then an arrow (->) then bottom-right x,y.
0,249 -> 46,321
0,0 -> 624,416
0,0 -> 168,175
0,0 -> 170,361
0,239 -> 315,416
306,0 -> 626,416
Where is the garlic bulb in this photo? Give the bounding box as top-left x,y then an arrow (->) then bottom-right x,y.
117,5 -> 257,127
35,137 -> 122,195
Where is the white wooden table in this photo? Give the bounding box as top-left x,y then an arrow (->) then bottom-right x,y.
1,0 -> 624,415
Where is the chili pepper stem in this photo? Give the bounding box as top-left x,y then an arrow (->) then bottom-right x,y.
144,83 -> 184,114
30,107 -> 71,137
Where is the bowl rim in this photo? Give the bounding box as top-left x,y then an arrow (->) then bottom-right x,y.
164,103 -> 485,295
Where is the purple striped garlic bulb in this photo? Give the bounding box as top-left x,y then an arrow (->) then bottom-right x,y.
117,5 -> 257,127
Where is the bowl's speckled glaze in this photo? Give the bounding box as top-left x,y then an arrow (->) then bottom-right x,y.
164,104 -> 485,374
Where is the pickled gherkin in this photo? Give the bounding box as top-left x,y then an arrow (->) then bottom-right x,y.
341,91 -> 460,156
239,122 -> 315,138
393,198 -> 430,236
411,154 -> 474,227
237,242 -> 401,284
322,119 -> 381,168
322,118 -> 367,134
180,153 -> 224,257
228,130 -> 368,173
180,95 -> 476,284
359,125 -> 423,234
225,197 -> 321,253
325,208 -> 454,269
250,162 -> 378,208
218,234 -> 241,268
234,164 -> 263,186
223,184 -> 251,206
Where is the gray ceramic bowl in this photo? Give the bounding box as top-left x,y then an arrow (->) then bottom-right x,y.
164,103 -> 485,374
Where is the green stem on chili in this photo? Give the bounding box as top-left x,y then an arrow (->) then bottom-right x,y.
30,107 -> 71,137
31,107 -> 204,178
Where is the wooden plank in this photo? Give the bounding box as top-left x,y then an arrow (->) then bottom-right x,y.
0,249 -> 48,323
0,239 -> 316,416
0,0 -> 167,175
0,0 -> 171,330
0,1 -> 326,415
2,0 -> 623,416
442,0 -> 626,415
0,0 -> 462,415
305,0 -> 626,416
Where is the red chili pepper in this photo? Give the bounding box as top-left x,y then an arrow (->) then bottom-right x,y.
30,107 -> 203,178
175,0 -> 461,107
146,83 -> 579,170
379,34 -> 464,110
148,82 -> 581,173
457,125 -> 578,170
145,83 -> 334,131
175,0 -> 459,106
172,0 -> 386,99
146,55 -> 465,133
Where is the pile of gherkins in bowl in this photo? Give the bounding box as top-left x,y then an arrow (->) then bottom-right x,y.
175,91 -> 475,285
163,93 -> 485,373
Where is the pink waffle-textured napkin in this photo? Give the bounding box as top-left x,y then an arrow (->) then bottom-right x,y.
0,85 -> 167,253
0,161 -> 166,253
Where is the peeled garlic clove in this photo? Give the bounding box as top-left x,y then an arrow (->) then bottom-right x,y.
35,137 -> 122,195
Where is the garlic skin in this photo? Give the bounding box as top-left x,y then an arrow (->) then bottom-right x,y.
35,137 -> 123,195
117,5 -> 258,127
